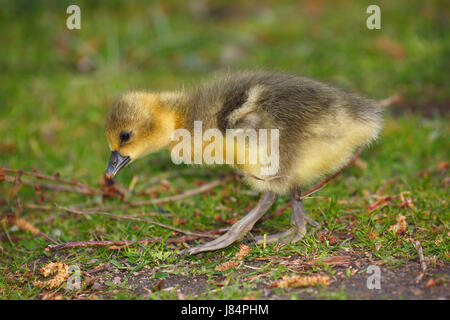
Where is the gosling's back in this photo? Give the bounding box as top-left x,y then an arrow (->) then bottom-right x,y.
174,71 -> 383,193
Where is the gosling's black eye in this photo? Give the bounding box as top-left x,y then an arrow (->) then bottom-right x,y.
120,131 -> 131,142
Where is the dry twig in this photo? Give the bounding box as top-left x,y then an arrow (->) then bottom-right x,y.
2,212 -> 58,244
56,205 -> 218,238
2,175 -> 99,195
45,232 -> 227,252
2,167 -> 99,194
128,175 -> 232,207
378,94 -> 403,108
412,240 -> 427,283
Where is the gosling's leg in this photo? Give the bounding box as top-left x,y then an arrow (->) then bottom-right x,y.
182,191 -> 277,255
291,186 -> 319,229
255,187 -> 318,244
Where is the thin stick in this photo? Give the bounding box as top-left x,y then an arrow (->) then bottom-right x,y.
45,238 -> 161,252
3,172 -> 230,208
24,204 -> 54,211
2,175 -> 100,195
45,233 -> 228,252
128,176 -> 231,207
378,94 -> 402,108
56,205 -> 217,238
2,215 -> 58,244
413,240 -> 427,283
92,175 -> 231,211
2,167 -> 97,193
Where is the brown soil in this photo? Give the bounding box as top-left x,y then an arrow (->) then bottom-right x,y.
32,252 -> 449,300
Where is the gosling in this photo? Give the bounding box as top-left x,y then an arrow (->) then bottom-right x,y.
105,71 -> 383,254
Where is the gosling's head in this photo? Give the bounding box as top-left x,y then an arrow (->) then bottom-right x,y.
105,91 -> 178,178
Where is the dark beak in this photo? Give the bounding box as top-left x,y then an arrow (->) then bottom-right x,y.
105,151 -> 131,179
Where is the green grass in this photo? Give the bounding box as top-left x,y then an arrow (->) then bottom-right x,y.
0,0 -> 449,299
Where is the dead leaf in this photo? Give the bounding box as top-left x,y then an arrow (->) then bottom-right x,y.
215,260 -> 240,272
399,192 -> 414,209
425,278 -> 436,288
373,37 -> 405,60
214,244 -> 250,271
388,214 -> 408,235
368,231 -> 377,239
280,258 -> 302,266
107,245 -> 128,250
173,217 -> 187,226
152,280 -> 164,292
235,244 -> 250,260
379,94 -> 403,108
84,275 -> 95,287
410,288 -> 423,296
437,162 -> 449,170
367,196 -> 391,211
89,263 -> 112,274
301,0 -> 325,17
100,176 -> 125,201
317,231 -> 337,245
9,217 -> 41,235
41,292 -> 64,300
353,158 -> 367,170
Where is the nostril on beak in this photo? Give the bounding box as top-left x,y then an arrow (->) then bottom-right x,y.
106,151 -> 131,178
